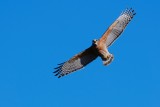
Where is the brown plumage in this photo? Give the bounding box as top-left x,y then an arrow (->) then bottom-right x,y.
54,8 -> 136,78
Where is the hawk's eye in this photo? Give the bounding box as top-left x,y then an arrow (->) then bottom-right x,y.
92,39 -> 97,43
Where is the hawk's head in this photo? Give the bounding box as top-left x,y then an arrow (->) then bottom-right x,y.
92,39 -> 98,46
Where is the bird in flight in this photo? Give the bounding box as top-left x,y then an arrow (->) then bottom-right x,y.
54,8 -> 136,78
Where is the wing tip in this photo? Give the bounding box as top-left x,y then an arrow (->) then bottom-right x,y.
53,62 -> 70,78
121,8 -> 136,19
53,63 -> 63,78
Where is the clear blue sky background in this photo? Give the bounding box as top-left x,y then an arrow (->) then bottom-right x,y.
0,0 -> 159,107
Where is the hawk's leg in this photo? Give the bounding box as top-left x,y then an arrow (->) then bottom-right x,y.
102,54 -> 114,66
98,49 -> 114,66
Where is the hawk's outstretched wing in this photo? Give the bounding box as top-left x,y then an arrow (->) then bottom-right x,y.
54,46 -> 98,78
99,8 -> 136,47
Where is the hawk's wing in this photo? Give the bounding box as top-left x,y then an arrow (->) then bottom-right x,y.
54,46 -> 98,78
99,8 -> 136,47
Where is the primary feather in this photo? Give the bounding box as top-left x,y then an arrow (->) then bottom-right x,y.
54,46 -> 98,78
105,8 -> 136,47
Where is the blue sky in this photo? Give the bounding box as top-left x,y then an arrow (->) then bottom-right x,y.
0,0 -> 160,107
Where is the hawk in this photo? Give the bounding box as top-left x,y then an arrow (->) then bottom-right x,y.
54,8 -> 136,78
